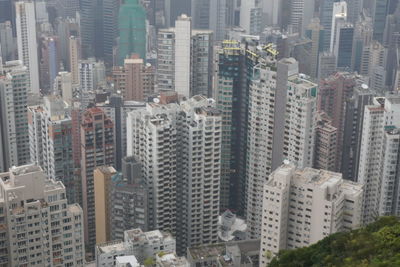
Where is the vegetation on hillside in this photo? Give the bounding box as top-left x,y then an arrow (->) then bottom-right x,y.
269,216 -> 400,267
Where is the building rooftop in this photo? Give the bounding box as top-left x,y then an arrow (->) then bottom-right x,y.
157,253 -> 189,267
124,228 -> 173,244
188,240 -> 260,266
116,255 -> 140,266
97,240 -> 125,254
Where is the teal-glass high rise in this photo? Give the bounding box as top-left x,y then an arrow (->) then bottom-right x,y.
118,0 -> 146,65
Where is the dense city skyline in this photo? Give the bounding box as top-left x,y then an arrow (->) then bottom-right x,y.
0,0 -> 400,266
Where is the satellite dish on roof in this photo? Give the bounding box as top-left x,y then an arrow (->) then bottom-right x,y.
361,84 -> 369,90
153,98 -> 160,104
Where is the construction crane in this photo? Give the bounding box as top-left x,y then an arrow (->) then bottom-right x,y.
262,43 -> 279,58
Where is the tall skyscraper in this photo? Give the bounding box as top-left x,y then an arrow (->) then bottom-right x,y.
191,0 -> 226,41
102,0 -> 119,65
164,0 -> 191,27
289,0 -> 315,36
118,0 -> 146,65
240,0 -> 262,35
334,22 -> 354,69
80,107 -> 114,257
372,0 -> 389,42
347,0 -> 364,23
0,21 -> 15,62
214,41 -> 258,212
0,60 -> 30,172
39,37 -> 60,95
306,18 -> 324,79
56,0 -> 80,18
330,1 -> 347,53
259,163 -> 363,266
80,0 -> 98,58
351,12 -> 373,73
15,1 -> 40,94
0,164 -> 85,266
0,0 -> 12,23
319,0 -> 335,51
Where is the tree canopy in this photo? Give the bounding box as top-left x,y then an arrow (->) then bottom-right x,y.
269,216 -> 400,267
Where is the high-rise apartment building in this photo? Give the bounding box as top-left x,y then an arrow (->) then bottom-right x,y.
109,156 -> 148,241
174,14 -> 192,98
15,1 -> 40,94
39,37 -> 60,95
112,55 -> 155,101
79,58 -> 106,93
69,36 -> 80,87
0,60 -> 30,172
0,164 -> 85,266
283,74 -> 317,168
80,107 -> 114,257
94,166 -> 117,244
176,97 -> 222,253
96,94 -> 146,170
341,83 -> 376,181
259,163 -> 363,266
318,52 -> 336,80
246,58 -> 317,238
358,94 -> 400,224
118,0 -> 146,65
53,71 -> 74,103
127,95 -> 221,254
318,72 -> 357,171
313,113 -> 337,171
157,15 -> 213,97
28,96 -> 77,203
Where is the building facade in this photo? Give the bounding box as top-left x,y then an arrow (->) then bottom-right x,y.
0,164 -> 85,266
259,163 -> 363,266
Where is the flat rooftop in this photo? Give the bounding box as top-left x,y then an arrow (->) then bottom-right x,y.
97,240 -> 125,254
